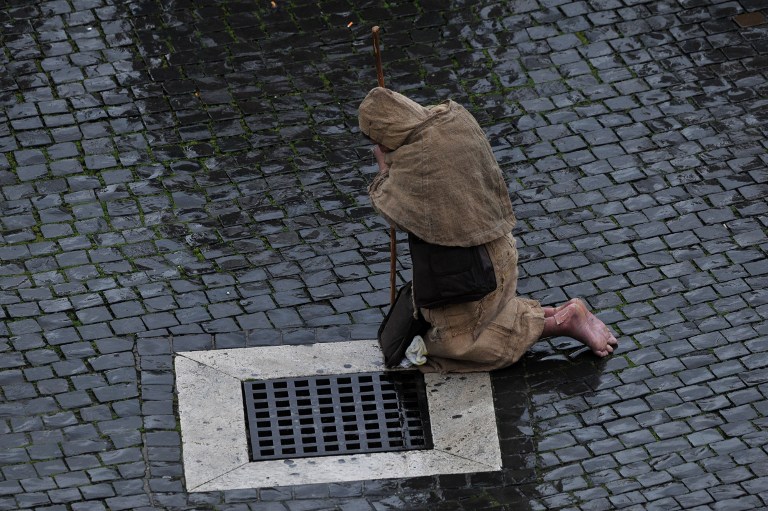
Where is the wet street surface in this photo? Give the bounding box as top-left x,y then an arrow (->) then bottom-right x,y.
1,0 -> 767,509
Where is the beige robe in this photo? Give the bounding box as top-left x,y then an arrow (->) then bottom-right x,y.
359,87 -> 516,247
358,88 -> 544,372
418,233 -> 544,373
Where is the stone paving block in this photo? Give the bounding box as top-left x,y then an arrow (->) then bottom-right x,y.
1,0 -> 768,509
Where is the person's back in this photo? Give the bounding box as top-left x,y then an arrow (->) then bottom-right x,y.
359,87 -> 516,248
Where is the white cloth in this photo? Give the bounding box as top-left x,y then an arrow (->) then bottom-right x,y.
399,335 -> 428,367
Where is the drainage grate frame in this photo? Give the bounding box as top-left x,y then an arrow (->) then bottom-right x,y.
242,371 -> 433,462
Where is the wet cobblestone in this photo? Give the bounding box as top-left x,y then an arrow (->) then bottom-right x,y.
1,0 -> 768,509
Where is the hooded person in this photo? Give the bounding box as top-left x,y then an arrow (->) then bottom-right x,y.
359,87 -> 618,373
359,87 -> 545,372
358,86 -> 516,247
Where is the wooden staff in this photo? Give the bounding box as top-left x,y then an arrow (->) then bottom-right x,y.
372,26 -> 397,306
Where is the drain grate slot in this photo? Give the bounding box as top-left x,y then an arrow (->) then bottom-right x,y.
243,371 -> 432,461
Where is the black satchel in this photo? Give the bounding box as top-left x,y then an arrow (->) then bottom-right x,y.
377,281 -> 431,368
409,233 -> 497,309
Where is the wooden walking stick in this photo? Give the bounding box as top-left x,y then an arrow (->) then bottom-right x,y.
372,26 -> 397,306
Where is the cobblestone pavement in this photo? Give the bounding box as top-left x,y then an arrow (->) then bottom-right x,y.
1,0 -> 767,510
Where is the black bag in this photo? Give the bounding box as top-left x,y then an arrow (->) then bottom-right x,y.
377,281 -> 431,368
409,234 -> 497,309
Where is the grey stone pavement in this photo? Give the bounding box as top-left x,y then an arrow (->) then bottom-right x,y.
1,0 -> 767,509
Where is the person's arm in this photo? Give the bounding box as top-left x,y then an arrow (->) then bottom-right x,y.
373,144 -> 390,175
367,144 -> 402,230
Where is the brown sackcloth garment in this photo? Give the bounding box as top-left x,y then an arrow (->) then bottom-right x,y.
418,233 -> 544,373
359,87 -> 516,247
358,88 -> 546,373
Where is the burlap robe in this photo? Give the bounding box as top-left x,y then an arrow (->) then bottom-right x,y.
418,233 -> 544,373
359,88 -> 544,372
359,87 -> 516,247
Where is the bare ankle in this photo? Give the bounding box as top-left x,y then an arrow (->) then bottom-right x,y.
541,317 -> 560,338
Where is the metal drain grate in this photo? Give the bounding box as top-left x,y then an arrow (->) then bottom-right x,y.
242,371 -> 432,461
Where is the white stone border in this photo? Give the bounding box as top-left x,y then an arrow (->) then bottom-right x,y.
175,341 -> 501,491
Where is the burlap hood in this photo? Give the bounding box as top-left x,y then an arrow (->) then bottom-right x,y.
359,87 -> 516,247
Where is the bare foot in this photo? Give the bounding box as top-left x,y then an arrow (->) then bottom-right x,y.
543,301 -> 618,357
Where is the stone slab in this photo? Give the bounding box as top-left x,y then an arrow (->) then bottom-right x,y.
175,341 -> 501,491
